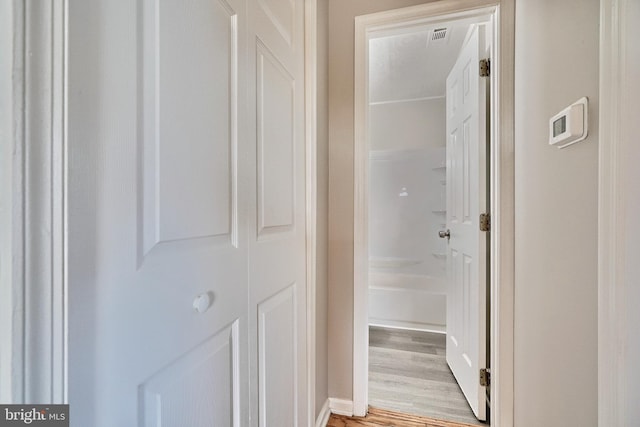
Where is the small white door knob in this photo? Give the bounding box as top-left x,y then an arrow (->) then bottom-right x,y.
193,293 -> 212,313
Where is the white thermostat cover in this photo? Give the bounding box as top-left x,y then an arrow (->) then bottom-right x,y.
549,97 -> 588,149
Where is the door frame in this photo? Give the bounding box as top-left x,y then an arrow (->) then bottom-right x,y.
1,0 -> 69,404
352,1 -> 515,424
597,0 -> 637,425
5,0 -> 320,420
304,0 -> 319,424
0,0 -> 21,404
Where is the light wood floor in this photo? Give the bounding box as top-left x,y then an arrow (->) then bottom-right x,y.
367,326 -> 485,426
327,407 -> 482,427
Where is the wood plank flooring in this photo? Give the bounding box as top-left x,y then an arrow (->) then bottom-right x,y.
327,407 -> 481,427
367,326 -> 485,426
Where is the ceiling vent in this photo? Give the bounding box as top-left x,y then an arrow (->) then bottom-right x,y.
431,28 -> 448,41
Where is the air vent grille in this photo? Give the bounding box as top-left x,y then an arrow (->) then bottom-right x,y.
431,28 -> 447,41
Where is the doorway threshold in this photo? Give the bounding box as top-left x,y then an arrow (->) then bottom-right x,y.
328,406 -> 484,427
368,326 -> 485,426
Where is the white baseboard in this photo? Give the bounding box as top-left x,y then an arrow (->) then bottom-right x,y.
315,398 -> 331,427
329,397 -> 354,417
369,319 -> 445,334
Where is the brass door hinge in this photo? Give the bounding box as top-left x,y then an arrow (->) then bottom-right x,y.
480,213 -> 491,232
480,368 -> 491,387
479,58 -> 490,77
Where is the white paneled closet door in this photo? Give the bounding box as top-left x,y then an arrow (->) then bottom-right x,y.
247,0 -> 308,426
67,0 -> 307,426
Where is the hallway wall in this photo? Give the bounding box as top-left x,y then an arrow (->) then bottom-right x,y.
327,0 -> 438,400
316,0 -> 330,419
514,0 -> 599,425
327,1 -> 601,424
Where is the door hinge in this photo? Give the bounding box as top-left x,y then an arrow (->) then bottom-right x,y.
479,213 -> 491,232
479,58 -> 490,77
480,368 -> 491,387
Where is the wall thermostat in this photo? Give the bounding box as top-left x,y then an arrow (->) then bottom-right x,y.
549,97 -> 588,149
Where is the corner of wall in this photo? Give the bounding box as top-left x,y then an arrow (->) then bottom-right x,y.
315,398 -> 331,427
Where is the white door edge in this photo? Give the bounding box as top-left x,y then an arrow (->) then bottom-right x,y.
353,1 -> 515,425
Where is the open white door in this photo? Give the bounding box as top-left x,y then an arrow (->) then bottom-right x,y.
67,0 -> 306,426
444,24 -> 488,421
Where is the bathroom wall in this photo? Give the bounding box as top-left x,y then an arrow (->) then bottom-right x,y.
369,100 -> 445,151
368,99 -> 447,331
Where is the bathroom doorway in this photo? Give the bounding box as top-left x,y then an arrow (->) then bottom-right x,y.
353,3 -> 502,425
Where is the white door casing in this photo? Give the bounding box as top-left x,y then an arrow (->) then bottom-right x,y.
445,24 -> 487,421
67,0 -> 306,426
353,4 -> 515,423
598,0 -> 640,425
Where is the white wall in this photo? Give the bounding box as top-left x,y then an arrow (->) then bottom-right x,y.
327,0 -> 439,401
368,100 -> 446,283
370,99 -> 445,151
514,0 -> 599,425
315,0 -> 330,419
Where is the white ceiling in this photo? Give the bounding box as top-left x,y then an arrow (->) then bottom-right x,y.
368,18 -> 481,103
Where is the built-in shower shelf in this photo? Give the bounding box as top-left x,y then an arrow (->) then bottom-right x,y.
432,166 -> 447,172
432,253 -> 447,259
432,210 -> 446,215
